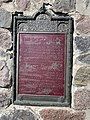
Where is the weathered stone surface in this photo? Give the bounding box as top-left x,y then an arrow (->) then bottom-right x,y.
0,49 -> 7,58
13,0 -> 54,11
0,61 -> 10,87
87,90 -> 90,109
0,0 -> 11,7
0,106 -> 38,120
75,36 -> 90,53
0,88 -> 11,108
73,88 -> 87,110
53,0 -> 76,12
13,0 -> 30,11
40,109 -> 85,120
1,0 -> 11,2
30,0 -> 54,11
0,28 -> 12,51
1,2 -> 16,13
0,60 -> 5,70
76,16 -> 90,35
76,0 -> 90,15
75,12 -> 85,23
86,109 -> 90,120
0,8 -> 12,28
74,67 -> 90,86
77,53 -> 90,64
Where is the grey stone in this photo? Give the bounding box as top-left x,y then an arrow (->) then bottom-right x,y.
74,67 -> 90,86
53,0 -> 76,12
0,49 -> 7,58
76,16 -> 90,35
0,61 -> 10,87
87,90 -> 90,109
0,108 -> 37,120
0,28 -> 12,50
0,88 -> 11,108
0,8 -> 12,28
73,88 -> 87,110
77,53 -> 90,64
76,0 -> 90,15
75,36 -> 90,53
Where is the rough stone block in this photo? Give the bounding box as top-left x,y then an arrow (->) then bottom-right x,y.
53,0 -> 76,12
0,106 -> 39,120
76,16 -> 90,35
0,60 -> 10,87
0,88 -> 11,108
73,88 -> 87,110
87,90 -> 90,109
77,53 -> 90,64
75,36 -> 90,53
74,67 -> 90,86
13,0 -> 29,11
0,8 -> 11,28
40,109 -> 85,120
76,0 -> 90,15
0,28 -> 12,51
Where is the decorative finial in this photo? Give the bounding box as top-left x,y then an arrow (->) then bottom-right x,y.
39,3 -> 52,13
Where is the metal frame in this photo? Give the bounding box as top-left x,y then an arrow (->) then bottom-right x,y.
12,4 -> 74,106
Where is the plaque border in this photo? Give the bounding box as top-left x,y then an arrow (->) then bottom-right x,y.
12,7 -> 74,107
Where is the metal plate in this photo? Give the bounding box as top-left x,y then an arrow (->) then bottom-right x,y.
19,33 -> 66,96
12,6 -> 73,106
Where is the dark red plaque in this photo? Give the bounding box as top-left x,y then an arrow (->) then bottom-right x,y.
18,33 -> 66,96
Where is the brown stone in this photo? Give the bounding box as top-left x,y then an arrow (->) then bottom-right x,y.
73,88 -> 87,110
74,67 -> 90,86
76,16 -> 90,35
75,13 -> 85,23
0,28 -> 12,51
40,109 -> 86,120
13,0 -> 30,11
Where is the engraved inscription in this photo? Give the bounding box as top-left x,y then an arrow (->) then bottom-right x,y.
18,33 -> 66,96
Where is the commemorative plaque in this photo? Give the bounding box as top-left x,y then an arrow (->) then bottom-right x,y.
13,4 -> 73,106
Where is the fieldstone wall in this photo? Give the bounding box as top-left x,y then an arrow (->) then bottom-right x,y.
0,0 -> 89,120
